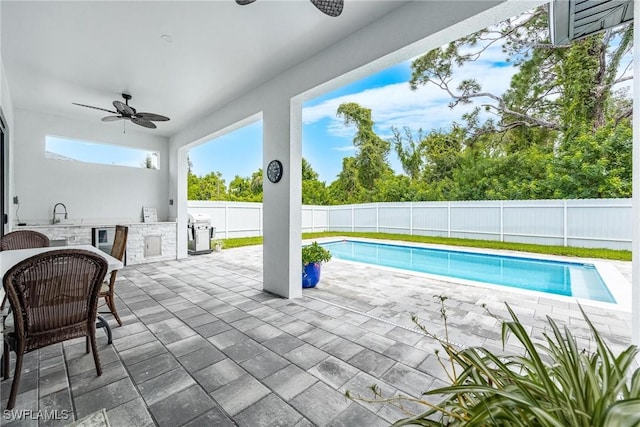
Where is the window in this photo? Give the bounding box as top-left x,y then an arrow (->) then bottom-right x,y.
45,135 -> 159,169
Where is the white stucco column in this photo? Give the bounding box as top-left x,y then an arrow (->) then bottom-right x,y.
262,97 -> 302,299
169,144 -> 189,260
631,0 -> 639,346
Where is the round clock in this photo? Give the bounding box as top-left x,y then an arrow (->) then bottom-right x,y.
267,159 -> 283,183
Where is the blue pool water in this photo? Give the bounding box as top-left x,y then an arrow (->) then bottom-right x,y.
320,240 -> 614,303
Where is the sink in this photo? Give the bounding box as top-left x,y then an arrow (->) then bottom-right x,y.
52,219 -> 77,225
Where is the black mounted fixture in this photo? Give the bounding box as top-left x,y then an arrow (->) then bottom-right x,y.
73,93 -> 170,129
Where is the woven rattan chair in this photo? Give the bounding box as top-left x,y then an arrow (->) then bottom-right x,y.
98,225 -> 128,326
0,230 -> 51,310
1,249 -> 108,410
0,230 -> 50,251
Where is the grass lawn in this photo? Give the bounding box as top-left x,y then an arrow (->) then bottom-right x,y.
220,231 -> 631,261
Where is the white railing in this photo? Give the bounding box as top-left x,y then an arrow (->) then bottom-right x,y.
187,198 -> 632,250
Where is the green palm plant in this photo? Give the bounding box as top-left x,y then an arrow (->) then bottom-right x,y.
393,302 -> 640,427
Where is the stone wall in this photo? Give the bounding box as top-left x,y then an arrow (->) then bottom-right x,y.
17,222 -> 177,265
126,223 -> 177,265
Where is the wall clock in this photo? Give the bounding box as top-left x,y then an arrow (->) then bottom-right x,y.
267,159 -> 283,183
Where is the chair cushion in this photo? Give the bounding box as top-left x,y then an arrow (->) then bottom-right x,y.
100,281 -> 110,294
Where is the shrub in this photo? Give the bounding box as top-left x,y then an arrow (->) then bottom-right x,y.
302,241 -> 332,265
349,296 -> 640,427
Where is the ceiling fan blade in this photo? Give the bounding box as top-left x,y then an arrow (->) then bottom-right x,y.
113,100 -> 135,116
236,0 -> 257,5
72,103 -> 118,114
310,0 -> 343,16
132,117 -> 157,129
136,112 -> 170,122
101,116 -> 123,122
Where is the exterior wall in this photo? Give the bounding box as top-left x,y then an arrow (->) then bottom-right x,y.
13,109 -> 170,225
1,45 -> 16,231
188,199 -> 631,250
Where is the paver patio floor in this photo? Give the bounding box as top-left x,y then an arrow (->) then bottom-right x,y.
1,242 -> 633,426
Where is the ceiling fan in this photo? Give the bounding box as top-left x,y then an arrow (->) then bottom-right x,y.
72,93 -> 170,129
236,0 -> 343,17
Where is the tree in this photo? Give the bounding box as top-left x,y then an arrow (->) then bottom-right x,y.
337,102 -> 391,190
328,157 -> 365,204
301,158 -> 330,204
188,171 -> 227,200
228,175 -> 252,201
391,127 -> 424,181
409,5 -> 633,136
250,169 -> 263,196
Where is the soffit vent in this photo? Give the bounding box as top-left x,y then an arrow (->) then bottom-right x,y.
549,0 -> 633,45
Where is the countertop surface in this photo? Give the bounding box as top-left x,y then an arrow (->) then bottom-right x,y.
17,221 -> 176,228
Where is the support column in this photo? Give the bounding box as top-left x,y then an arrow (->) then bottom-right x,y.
632,0 -> 639,346
170,144 -> 188,260
262,97 -> 302,299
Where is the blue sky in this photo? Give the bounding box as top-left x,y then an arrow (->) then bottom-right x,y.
188,61 -> 416,182
189,44 -> 518,184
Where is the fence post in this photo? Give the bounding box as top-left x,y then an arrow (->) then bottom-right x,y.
259,204 -> 263,237
410,202 -> 414,235
563,200 -> 568,246
326,206 -> 330,232
500,201 -> 504,242
225,203 -> 229,239
447,202 -> 451,238
351,205 -> 355,232
311,206 -> 315,233
376,204 -> 379,233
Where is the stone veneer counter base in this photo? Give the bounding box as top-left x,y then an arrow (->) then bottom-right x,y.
15,222 -> 177,265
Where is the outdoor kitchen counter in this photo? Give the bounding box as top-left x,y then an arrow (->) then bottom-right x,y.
15,222 -> 177,265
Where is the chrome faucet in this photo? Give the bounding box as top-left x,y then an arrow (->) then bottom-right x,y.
52,203 -> 68,224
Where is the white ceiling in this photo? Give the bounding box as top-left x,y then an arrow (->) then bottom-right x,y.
1,1 -> 409,137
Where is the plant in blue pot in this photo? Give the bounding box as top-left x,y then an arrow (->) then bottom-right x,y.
302,241 -> 332,288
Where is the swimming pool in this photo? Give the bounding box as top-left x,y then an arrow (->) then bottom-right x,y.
320,240 -> 615,303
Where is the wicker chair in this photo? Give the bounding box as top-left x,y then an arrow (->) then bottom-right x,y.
1,249 -> 108,410
0,230 -> 50,310
98,225 -> 128,326
0,230 -> 50,251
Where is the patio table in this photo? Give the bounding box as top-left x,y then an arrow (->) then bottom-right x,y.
0,245 -> 124,343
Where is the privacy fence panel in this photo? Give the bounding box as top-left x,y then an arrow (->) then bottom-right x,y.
566,199 -> 631,250
301,206 -> 330,233
188,198 -> 631,250
328,206 -> 353,232
378,204 -> 409,234
450,201 -> 501,241
503,200 -> 565,246
412,202 -> 449,237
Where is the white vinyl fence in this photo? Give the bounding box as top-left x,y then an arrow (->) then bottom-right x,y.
187,199 -> 632,250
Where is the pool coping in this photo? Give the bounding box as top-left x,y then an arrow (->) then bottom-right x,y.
308,236 -> 632,312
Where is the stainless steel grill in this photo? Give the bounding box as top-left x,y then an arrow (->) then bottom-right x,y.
188,213 -> 214,254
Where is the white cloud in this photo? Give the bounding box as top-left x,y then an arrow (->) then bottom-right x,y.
302,45 -> 518,139
332,145 -> 356,152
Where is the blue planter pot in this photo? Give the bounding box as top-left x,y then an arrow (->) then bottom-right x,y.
302,262 -> 322,288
